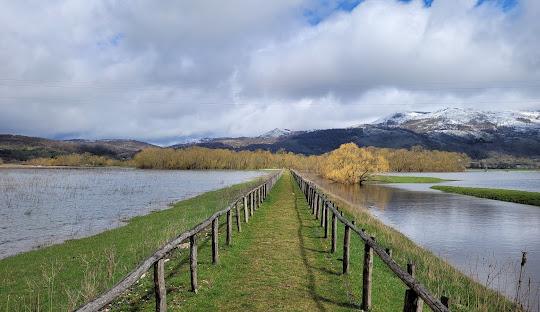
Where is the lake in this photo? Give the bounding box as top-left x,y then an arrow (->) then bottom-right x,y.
306,170 -> 540,309
0,168 -> 268,259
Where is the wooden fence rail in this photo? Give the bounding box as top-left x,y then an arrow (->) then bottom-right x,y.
291,170 -> 450,312
76,170 -> 283,312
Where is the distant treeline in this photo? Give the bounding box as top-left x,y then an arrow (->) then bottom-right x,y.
24,153 -> 130,167
377,146 -> 470,172
133,147 -> 320,171
133,144 -> 469,184
20,144 -> 469,184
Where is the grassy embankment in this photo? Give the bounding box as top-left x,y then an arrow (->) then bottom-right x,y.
0,176 -> 266,311
305,175 -> 514,311
112,171 -> 510,311
371,175 -> 450,183
431,185 -> 540,207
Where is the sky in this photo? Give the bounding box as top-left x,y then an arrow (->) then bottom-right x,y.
0,0 -> 539,145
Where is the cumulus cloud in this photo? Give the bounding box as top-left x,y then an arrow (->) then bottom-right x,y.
0,0 -> 539,144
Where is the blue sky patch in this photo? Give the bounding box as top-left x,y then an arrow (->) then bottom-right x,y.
477,0 -> 518,11
96,33 -> 125,50
304,0 -> 516,25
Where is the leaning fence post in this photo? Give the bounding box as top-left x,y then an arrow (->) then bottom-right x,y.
226,210 -> 232,246
331,211 -> 337,253
343,224 -> 351,274
154,258 -> 166,312
403,262 -> 423,312
362,237 -> 374,311
212,217 -> 219,264
190,235 -> 198,293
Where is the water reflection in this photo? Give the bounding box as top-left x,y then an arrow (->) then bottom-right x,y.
305,173 -> 540,308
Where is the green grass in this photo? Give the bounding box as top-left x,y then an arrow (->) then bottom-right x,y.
431,185 -> 540,207
110,171 -> 512,311
371,175 -> 450,183
1,171 -> 515,311
0,176 -> 265,311
111,170 -> 357,311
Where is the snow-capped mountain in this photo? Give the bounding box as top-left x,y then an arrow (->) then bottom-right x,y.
171,108 -> 539,166
373,108 -> 540,139
259,128 -> 293,138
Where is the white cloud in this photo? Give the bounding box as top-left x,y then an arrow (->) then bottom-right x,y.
0,0 -> 539,143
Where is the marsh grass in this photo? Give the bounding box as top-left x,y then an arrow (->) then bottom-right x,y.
371,175 -> 451,183
431,185 -> 540,207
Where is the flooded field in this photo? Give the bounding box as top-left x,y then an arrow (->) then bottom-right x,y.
0,168 -> 268,259
307,171 -> 540,309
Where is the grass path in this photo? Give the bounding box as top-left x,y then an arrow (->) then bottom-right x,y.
173,170 -> 354,311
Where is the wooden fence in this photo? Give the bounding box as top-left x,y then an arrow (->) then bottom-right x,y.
291,170 -> 450,312
76,170 -> 283,312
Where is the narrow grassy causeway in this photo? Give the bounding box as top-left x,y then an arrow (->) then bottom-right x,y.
113,170 -> 355,311
108,170 -> 511,311
168,171 -> 355,311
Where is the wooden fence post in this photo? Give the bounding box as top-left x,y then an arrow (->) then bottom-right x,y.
255,189 -> 259,209
320,200 -> 325,227
331,211 -> 337,253
226,210 -> 232,246
324,203 -> 329,238
403,262 -> 424,312
190,235 -> 198,293
235,202 -> 242,232
243,196 -> 249,223
154,258 -> 166,312
343,225 -> 351,274
315,194 -> 320,220
212,217 -> 219,264
250,193 -> 254,216
362,238 -> 374,311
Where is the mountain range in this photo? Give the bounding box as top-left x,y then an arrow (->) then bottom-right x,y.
2,108 -> 539,167
177,108 -> 540,161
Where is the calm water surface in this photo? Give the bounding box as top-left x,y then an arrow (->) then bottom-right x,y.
307,171 -> 540,308
0,168 -> 268,259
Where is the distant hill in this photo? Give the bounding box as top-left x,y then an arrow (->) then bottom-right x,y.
174,108 -> 540,167
0,134 -> 156,162
3,108 -> 539,168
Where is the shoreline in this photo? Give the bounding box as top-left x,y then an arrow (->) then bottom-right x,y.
300,174 -> 513,310
431,185 -> 540,207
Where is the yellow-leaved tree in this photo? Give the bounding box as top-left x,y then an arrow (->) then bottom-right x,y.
321,143 -> 389,184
